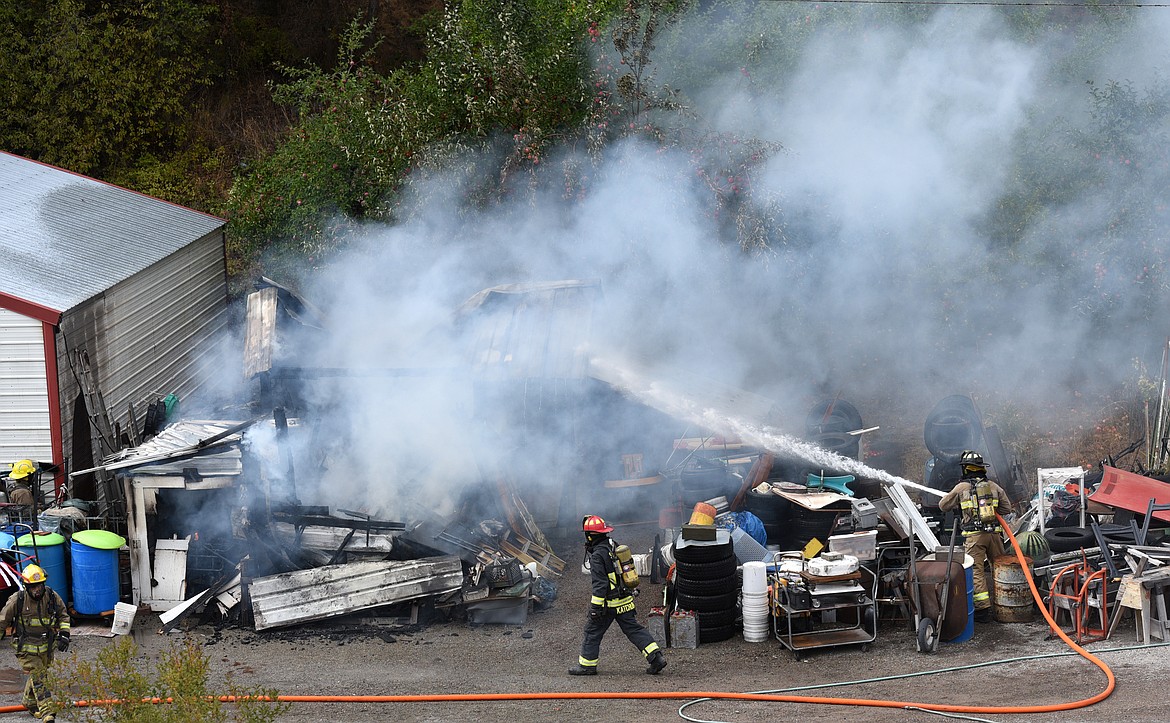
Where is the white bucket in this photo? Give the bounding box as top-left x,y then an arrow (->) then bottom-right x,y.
742,561 -> 768,593
112,602 -> 137,635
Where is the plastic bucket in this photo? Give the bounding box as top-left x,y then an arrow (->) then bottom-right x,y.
992,555 -> 1034,623
70,529 -> 127,615
689,502 -> 717,526
15,532 -> 68,604
112,602 -> 137,635
742,561 -> 768,594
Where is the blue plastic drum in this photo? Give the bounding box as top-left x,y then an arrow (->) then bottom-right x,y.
70,530 -> 127,615
15,532 -> 68,604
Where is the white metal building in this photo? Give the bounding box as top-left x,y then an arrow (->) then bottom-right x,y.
0,152 -> 230,494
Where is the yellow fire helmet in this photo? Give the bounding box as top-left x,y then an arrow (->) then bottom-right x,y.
21,564 -> 47,584
8,459 -> 36,481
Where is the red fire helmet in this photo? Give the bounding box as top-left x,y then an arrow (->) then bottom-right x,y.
582,515 -> 613,534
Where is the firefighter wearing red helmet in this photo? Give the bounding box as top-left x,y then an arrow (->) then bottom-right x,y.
0,564 -> 70,721
939,450 -> 1014,623
568,515 -> 666,676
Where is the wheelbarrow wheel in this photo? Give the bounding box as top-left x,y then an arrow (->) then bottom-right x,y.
917,618 -> 937,653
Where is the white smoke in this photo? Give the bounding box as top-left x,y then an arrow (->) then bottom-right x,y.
272,1 -> 1170,516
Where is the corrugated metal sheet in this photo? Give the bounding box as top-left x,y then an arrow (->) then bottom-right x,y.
458,281 -> 600,380
56,234 -> 230,462
0,307 -> 51,464
0,152 -> 224,313
100,420 -> 245,472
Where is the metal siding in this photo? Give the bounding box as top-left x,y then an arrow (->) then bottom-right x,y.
57,231 -> 229,464
0,308 -> 52,463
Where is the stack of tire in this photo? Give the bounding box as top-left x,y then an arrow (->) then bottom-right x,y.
672,538 -> 739,644
744,488 -> 791,548
679,462 -> 736,511
806,398 -> 864,461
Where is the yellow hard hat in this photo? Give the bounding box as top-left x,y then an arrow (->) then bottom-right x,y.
21,565 -> 47,584
9,460 -> 36,481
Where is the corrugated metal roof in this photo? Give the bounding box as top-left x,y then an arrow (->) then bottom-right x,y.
0,152 -> 224,313
457,280 -> 601,379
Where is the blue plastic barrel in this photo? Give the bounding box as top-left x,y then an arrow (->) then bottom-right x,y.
944,555 -> 976,644
15,532 -> 68,604
70,530 -> 127,615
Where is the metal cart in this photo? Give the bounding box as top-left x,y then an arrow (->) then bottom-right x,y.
770,565 -> 878,659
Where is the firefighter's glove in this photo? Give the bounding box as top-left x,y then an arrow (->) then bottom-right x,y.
589,604 -> 605,621
55,630 -> 69,653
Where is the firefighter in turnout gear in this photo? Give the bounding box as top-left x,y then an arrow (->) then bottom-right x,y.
0,565 -> 70,721
568,515 -> 666,676
938,451 -> 1014,623
5,460 -> 37,507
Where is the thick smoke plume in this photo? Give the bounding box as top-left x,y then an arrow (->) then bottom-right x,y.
267,2 -> 1170,517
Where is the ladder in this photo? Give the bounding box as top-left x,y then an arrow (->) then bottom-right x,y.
74,348 -> 122,511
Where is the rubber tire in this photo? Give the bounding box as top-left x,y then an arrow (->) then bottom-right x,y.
917,618 -> 937,653
675,590 -> 739,613
1044,526 -> 1095,553
672,542 -> 735,564
698,622 -> 737,644
696,607 -> 738,629
674,573 -> 738,597
674,557 -> 737,581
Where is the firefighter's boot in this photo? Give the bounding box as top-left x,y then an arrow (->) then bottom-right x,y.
567,664 -> 597,676
645,650 -> 667,675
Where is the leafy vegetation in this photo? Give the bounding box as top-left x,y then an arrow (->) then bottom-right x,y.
45,635 -> 289,722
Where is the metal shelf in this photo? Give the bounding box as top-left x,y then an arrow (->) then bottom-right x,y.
770,566 -> 878,658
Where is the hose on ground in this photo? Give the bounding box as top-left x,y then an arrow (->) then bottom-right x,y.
0,512 -> 1116,718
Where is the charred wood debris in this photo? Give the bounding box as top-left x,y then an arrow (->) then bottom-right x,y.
99,413 -> 566,635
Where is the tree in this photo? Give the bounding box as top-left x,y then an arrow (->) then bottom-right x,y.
0,0 -> 215,180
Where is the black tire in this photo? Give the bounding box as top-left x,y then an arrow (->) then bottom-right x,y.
675,573 -> 738,597
917,618 -> 937,653
924,395 -> 983,462
696,607 -> 738,629
763,522 -> 788,547
806,399 -> 863,437
672,542 -> 735,564
745,490 -> 789,522
674,557 -> 737,580
1044,527 -> 1095,553
675,590 -> 738,613
698,622 -> 737,644
680,466 -> 730,489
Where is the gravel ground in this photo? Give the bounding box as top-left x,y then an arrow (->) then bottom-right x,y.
6,522 -> 1166,723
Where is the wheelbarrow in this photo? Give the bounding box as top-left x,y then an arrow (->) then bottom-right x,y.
907,520 -> 966,652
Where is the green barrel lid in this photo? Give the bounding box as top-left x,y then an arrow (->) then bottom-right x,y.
16,532 -> 65,547
71,529 -> 127,550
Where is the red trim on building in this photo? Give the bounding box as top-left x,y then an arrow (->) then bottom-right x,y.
0,292 -> 61,325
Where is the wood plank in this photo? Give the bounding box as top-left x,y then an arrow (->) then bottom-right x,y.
249,556 -> 462,630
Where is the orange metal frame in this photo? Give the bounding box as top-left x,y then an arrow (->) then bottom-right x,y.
1047,556 -> 1109,644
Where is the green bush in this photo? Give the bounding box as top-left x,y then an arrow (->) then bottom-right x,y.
45,636 -> 289,723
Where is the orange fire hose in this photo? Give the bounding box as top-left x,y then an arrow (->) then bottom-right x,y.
0,513 -> 1114,716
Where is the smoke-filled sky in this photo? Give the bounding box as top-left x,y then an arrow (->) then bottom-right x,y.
257,1 -> 1170,515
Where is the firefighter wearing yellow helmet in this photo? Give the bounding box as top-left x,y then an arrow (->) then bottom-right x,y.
6,460 -> 37,507
568,515 -> 666,676
0,564 -> 71,721
938,451 -> 1014,624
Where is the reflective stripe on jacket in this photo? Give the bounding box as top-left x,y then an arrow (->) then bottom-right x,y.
0,589 -> 69,656
588,545 -> 634,611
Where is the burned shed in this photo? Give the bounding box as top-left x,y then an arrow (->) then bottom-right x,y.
0,152 -> 230,507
